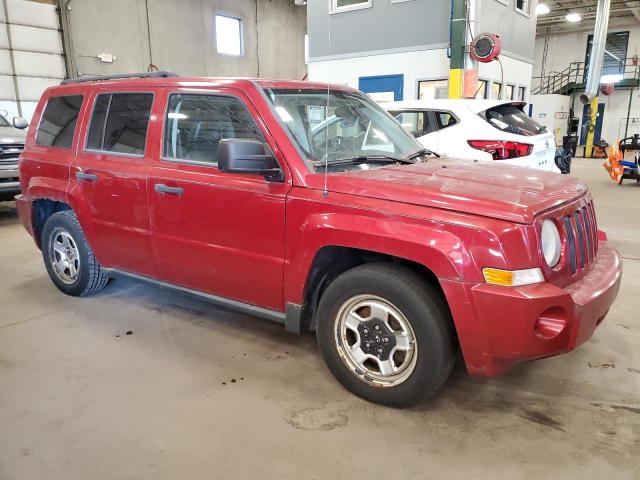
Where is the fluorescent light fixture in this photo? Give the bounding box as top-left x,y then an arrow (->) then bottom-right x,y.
565,12 -> 581,22
600,73 -> 623,84
536,3 -> 550,15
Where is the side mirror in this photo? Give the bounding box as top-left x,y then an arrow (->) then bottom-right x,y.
218,139 -> 283,182
13,116 -> 28,129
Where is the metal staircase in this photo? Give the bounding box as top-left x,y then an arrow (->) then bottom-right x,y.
531,59 -> 640,95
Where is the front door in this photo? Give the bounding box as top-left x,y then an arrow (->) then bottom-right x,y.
72,89 -> 158,277
148,88 -> 290,311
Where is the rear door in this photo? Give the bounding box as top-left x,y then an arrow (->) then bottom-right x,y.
147,87 -> 290,311
431,110 -> 460,157
72,88 -> 158,276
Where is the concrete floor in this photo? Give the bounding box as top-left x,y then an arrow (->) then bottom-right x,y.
0,159 -> 638,480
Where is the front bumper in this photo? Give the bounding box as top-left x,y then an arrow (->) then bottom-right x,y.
442,240 -> 622,376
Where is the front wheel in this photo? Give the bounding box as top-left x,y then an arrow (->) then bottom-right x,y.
316,263 -> 455,407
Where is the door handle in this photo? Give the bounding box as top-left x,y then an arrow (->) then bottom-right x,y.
154,184 -> 184,195
76,172 -> 98,182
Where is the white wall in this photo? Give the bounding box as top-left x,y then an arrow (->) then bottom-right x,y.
308,49 -> 533,101
0,0 -> 65,121
529,94 -> 571,144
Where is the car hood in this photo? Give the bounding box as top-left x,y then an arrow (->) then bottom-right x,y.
322,159 -> 587,223
0,126 -> 26,143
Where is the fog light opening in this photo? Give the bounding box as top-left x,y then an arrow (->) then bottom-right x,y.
535,307 -> 567,339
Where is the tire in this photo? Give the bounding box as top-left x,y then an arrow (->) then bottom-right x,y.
316,263 -> 455,408
41,210 -> 110,296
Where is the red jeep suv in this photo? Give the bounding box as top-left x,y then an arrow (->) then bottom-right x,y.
16,72 -> 622,407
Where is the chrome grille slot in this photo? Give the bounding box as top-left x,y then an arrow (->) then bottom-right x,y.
564,216 -> 577,274
582,206 -> 593,262
574,211 -> 586,268
0,143 -> 24,164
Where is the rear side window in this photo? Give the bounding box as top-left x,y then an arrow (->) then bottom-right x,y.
163,94 -> 264,164
390,110 -> 433,138
434,111 -> 458,130
87,93 -> 153,155
36,95 -> 84,148
481,104 -> 544,137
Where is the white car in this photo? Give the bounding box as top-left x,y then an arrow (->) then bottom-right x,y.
384,99 -> 559,172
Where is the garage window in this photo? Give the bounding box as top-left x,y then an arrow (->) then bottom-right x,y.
36,95 -> 84,148
216,14 -> 243,56
330,0 -> 372,14
163,94 -> 264,165
86,93 -> 153,156
515,0 -> 530,15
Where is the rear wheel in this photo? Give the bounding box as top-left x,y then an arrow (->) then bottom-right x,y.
316,263 -> 455,407
41,210 -> 109,296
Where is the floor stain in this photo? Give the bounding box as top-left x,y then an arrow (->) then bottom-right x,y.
592,403 -> 640,415
518,409 -> 566,432
588,362 -> 616,369
285,404 -> 349,431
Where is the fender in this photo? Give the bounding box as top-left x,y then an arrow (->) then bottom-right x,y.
64,181 -> 107,264
283,211 -> 472,305
26,176 -> 69,205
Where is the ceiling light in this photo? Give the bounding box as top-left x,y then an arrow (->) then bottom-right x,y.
536,3 -> 550,15
566,13 -> 582,22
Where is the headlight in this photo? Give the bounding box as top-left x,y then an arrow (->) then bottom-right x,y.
541,219 -> 561,268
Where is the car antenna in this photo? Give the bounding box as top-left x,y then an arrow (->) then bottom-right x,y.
322,14 -> 332,198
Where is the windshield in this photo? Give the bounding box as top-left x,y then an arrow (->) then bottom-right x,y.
262,88 -> 423,171
480,104 -> 545,137
0,114 -> 10,127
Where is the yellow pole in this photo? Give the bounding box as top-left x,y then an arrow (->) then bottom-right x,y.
585,96 -> 599,158
448,69 -> 464,99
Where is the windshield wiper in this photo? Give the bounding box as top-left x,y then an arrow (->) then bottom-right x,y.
408,148 -> 438,160
314,154 -> 416,169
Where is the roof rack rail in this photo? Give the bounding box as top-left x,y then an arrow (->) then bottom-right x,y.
60,71 -> 178,85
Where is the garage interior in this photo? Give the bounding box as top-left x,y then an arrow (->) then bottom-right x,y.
1,1 -> 639,479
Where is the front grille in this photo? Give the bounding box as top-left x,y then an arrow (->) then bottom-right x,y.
0,143 -> 24,164
562,201 -> 598,274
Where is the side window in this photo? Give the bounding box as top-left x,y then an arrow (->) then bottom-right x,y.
36,95 -> 84,148
391,111 -> 431,138
434,111 -> 458,130
163,94 -> 264,164
87,93 -> 153,155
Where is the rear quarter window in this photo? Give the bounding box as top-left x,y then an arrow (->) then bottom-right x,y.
481,104 -> 544,137
35,95 -> 84,148
434,111 -> 458,130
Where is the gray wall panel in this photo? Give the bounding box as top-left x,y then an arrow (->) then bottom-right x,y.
308,0 -> 450,59
308,0 -> 537,62
65,0 -> 306,79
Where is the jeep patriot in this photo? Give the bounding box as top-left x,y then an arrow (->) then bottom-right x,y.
16,72 -> 622,407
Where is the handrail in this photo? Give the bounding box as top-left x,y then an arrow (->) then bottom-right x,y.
531,59 -> 640,95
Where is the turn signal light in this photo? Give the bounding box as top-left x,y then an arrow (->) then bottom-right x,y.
468,140 -> 533,160
482,267 -> 544,286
